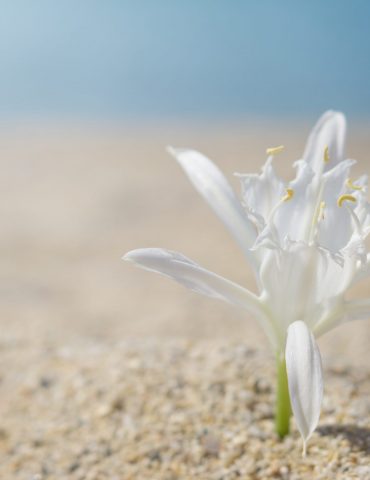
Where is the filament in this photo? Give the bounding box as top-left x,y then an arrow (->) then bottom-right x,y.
324,146 -> 330,164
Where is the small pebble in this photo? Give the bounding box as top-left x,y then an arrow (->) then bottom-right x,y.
0,339 -> 368,479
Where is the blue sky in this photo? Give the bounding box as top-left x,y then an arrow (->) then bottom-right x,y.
0,1 -> 369,119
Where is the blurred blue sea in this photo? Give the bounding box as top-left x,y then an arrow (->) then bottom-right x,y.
0,0 -> 369,120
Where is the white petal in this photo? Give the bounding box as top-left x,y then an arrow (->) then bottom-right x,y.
252,223 -> 281,251
125,248 -> 282,347
259,242 -> 354,333
168,148 -> 257,263
352,179 -> 370,245
273,160 -> 315,242
286,321 -> 323,455
316,160 -> 356,251
311,293 -> 370,338
123,248 -> 263,318
303,110 -> 346,174
236,157 -> 285,224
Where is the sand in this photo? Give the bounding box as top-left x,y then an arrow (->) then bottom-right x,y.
0,121 -> 369,478
0,339 -> 369,479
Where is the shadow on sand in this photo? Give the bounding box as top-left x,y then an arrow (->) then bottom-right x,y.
318,425 -> 370,455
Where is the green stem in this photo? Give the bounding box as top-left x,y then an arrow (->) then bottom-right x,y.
275,354 -> 291,438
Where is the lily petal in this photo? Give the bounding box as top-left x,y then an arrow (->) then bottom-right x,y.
311,294 -> 370,338
286,321 -> 323,455
236,157 -> 285,226
124,248 -> 263,318
168,148 -> 257,264
273,160 -> 315,243
259,242 -> 352,333
318,159 -> 356,251
303,110 -> 346,175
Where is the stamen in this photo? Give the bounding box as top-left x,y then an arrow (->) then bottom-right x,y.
311,200 -> 326,228
282,188 -> 294,202
324,146 -> 330,163
346,178 -> 363,191
337,194 -> 357,207
266,145 -> 285,156
266,188 -> 294,224
318,201 -> 326,220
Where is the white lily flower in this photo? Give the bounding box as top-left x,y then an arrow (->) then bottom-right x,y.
124,111 -> 370,450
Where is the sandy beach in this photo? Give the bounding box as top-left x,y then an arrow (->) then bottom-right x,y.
0,122 -> 369,478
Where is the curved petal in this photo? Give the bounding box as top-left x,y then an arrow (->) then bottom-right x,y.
123,248 -> 263,318
312,295 -> 370,338
125,248 -> 282,348
168,148 -> 257,264
318,160 -> 356,251
235,157 -> 285,226
273,160 -> 315,242
285,321 -> 323,456
259,242 -> 355,332
303,111 -> 346,175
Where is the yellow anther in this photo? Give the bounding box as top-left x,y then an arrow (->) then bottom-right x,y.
346,178 -> 363,191
282,188 -> 294,202
324,145 -> 330,163
266,145 -> 285,156
337,194 -> 357,207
